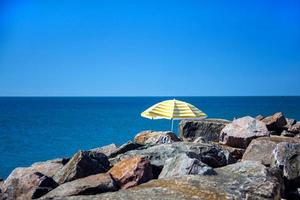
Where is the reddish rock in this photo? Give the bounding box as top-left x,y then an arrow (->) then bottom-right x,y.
134,130 -> 180,145
219,116 -> 269,149
108,156 -> 153,189
262,112 -> 287,132
242,136 -> 300,166
289,122 -> 300,134
30,158 -> 68,178
2,168 -> 58,200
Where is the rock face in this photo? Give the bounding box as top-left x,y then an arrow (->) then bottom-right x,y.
134,131 -> 180,145
1,168 -> 58,200
61,161 -> 282,200
288,122 -> 300,134
158,153 -> 215,178
108,156 -> 153,189
219,116 -> 269,148
55,151 -> 110,184
30,158 -> 69,179
40,173 -> 118,199
262,112 -> 287,133
110,142 -> 235,168
109,141 -> 143,158
179,118 -> 230,142
242,136 -> 300,166
89,144 -> 118,157
271,142 -> 300,187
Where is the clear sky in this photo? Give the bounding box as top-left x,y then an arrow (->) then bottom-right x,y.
0,0 -> 299,96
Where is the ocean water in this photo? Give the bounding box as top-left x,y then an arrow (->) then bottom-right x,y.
0,96 -> 300,179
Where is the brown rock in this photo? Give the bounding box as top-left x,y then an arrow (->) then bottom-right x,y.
262,112 -> 287,132
281,130 -> 295,137
40,173 -> 118,198
108,156 -> 153,189
242,136 -> 300,166
216,143 -> 245,160
289,122 -> 300,134
219,116 -> 269,149
2,168 -> 58,200
256,115 -> 265,120
31,158 -> 69,178
55,151 -> 110,184
134,130 -> 180,145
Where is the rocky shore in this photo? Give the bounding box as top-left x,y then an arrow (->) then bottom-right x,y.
1,112 -> 300,200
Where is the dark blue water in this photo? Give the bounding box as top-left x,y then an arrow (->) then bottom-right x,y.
0,96 -> 300,178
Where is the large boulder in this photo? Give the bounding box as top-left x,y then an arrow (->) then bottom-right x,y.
110,142 -> 235,168
30,158 -> 69,178
179,118 -> 230,142
288,122 -> 300,134
134,131 -> 180,145
262,112 -> 287,133
216,143 -> 245,160
40,173 -> 118,199
158,153 -> 215,178
242,136 -> 300,166
59,161 -> 282,200
109,141 -> 143,158
108,156 -> 153,189
89,144 -> 118,157
55,151 -> 110,184
1,168 -> 58,200
219,116 -> 269,148
271,142 -> 300,188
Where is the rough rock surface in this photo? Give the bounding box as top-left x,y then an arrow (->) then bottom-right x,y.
53,161 -> 282,200
1,168 -> 58,200
134,131 -> 180,145
281,130 -> 295,137
30,158 -> 69,179
219,116 -> 269,148
216,143 -> 245,160
40,173 -> 118,199
271,142 -> 300,187
55,151 -> 110,184
179,118 -> 230,142
158,153 -> 215,178
108,156 -> 153,189
242,136 -> 300,166
288,122 -> 300,134
89,144 -> 118,157
109,141 -> 143,158
262,112 -> 287,133
110,142 -> 235,168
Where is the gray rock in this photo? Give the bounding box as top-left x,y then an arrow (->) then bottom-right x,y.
281,130 -> 295,137
256,115 -> 265,120
158,153 -> 216,178
216,144 -> 245,160
179,118 -> 230,142
243,136 -> 300,166
55,151 -> 110,184
134,131 -> 180,145
219,116 -> 269,148
2,169 -> 58,200
89,144 -> 118,157
30,158 -> 69,178
40,173 -> 118,199
288,122 -> 300,134
271,142 -> 300,187
109,141 -> 143,158
51,161 -> 282,200
110,142 -> 235,168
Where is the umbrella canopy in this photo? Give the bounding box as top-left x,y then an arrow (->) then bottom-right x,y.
141,99 -> 207,131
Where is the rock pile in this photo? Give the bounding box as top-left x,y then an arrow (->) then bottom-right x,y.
1,112 -> 300,200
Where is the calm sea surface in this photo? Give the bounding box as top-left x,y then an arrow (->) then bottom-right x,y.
0,96 -> 300,178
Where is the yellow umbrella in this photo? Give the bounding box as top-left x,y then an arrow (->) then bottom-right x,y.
141,99 -> 207,132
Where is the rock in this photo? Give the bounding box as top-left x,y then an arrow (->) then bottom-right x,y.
134,130 -> 180,145
256,115 -> 265,120
109,141 -> 143,158
193,136 -> 206,143
242,136 -> 300,166
158,153 -> 216,178
262,112 -> 287,133
271,142 -> 300,188
110,142 -> 235,168
108,156 -> 153,189
288,122 -> 300,134
40,173 -> 118,198
2,168 -> 58,200
179,118 -> 230,142
281,130 -> 295,137
216,143 -> 245,160
285,118 -> 297,129
219,116 -> 269,148
55,151 -> 110,184
30,158 -> 69,178
89,144 -> 118,157
63,161 -> 282,200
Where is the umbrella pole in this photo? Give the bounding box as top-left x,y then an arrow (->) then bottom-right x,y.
171,119 -> 174,132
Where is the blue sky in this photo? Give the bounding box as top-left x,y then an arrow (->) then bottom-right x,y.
0,0 -> 299,96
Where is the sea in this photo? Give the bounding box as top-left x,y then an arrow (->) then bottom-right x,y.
0,96 -> 300,179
